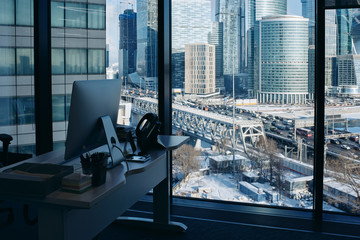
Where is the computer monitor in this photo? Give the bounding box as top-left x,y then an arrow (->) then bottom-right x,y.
64,79 -> 123,168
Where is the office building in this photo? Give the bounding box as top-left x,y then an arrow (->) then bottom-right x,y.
172,0 -> 212,89
184,43 -> 216,95
335,55 -> 360,96
247,0 -> 287,97
336,9 -> 354,56
0,0 -> 106,154
118,9 -> 137,79
208,22 -> 224,91
257,15 -> 309,104
136,0 -> 158,90
106,44 -> 110,68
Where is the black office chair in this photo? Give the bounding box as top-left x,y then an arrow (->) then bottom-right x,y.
0,134 -> 33,225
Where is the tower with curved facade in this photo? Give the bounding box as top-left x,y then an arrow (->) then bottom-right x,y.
257,15 -> 309,104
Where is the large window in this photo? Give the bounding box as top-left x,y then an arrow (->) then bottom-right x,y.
0,0 -> 15,25
0,48 -> 15,75
65,49 -> 87,74
65,2 -> 87,28
88,49 -> 105,74
88,4 -> 105,29
16,0 -> 33,26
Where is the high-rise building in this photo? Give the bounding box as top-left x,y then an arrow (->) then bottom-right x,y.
208,22 -> 224,91
0,0 -> 106,153
119,9 -> 137,79
136,0 -> 158,90
335,55 -> 360,96
336,9 -> 354,56
172,0 -> 212,89
215,0 -> 246,91
257,15 -> 309,104
185,43 -> 216,95
247,0 -> 287,97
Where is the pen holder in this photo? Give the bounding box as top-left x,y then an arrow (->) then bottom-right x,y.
91,152 -> 108,187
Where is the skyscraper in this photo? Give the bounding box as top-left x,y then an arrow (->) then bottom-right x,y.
208,22 -> 224,91
185,43 -> 216,95
257,15 -> 309,104
136,0 -> 158,90
172,0 -> 212,89
336,9 -> 354,56
247,0 -> 287,97
119,9 -> 137,79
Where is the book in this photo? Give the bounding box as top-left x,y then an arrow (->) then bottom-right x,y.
61,173 -> 92,193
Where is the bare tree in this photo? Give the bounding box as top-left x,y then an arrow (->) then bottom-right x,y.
173,144 -> 200,182
327,157 -> 360,213
215,138 -> 229,155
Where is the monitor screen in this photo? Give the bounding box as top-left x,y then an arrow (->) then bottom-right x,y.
64,79 -> 121,161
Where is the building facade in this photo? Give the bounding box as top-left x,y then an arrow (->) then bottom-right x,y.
208,22 -> 224,91
0,0 -> 106,153
184,43 -> 216,95
257,15 -> 309,104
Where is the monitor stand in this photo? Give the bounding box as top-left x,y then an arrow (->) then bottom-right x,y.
100,115 -> 124,168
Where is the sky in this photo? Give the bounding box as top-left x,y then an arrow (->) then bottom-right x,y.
106,0 -> 303,66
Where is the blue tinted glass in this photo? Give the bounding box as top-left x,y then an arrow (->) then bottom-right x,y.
16,96 -> 35,125
0,97 -> 16,126
51,1 -> 64,27
88,4 -> 105,29
0,48 -> 15,75
16,48 -> 34,75
52,48 -> 64,74
16,0 -> 33,26
0,0 -> 15,25
65,94 -> 71,121
52,95 -> 65,122
88,49 -> 105,74
65,2 -> 86,28
66,49 -> 87,74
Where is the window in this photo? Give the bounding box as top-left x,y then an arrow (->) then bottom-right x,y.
16,0 -> 33,26
65,48 -> 87,74
65,2 -> 86,28
16,48 -> 34,75
51,1 -> 64,27
52,48 -> 65,75
0,48 -> 15,75
0,0 -> 15,25
88,49 -> 105,74
88,4 -> 105,29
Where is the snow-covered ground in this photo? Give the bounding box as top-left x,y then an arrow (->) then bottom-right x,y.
173,171 -> 341,212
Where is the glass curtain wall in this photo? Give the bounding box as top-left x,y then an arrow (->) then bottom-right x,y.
323,1 -> 360,216
171,0 -> 321,211
0,0 -> 36,154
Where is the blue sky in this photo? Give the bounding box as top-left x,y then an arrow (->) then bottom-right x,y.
106,0 -> 303,65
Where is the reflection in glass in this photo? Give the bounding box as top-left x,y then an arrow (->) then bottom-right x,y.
65,2 -> 86,28
16,96 -> 35,125
51,1 -> 64,27
0,48 -> 15,75
52,95 -> 65,122
16,48 -> 34,75
65,49 -> 87,74
0,98 -> 16,126
88,4 -> 105,29
88,49 -> 105,74
52,48 -> 65,74
16,0 -> 33,26
0,0 -> 15,25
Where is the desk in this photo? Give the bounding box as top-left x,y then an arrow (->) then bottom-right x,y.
0,136 -> 188,240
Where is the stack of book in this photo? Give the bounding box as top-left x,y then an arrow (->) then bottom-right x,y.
61,173 -> 92,193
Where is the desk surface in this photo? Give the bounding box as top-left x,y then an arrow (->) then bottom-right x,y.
0,146 -> 166,209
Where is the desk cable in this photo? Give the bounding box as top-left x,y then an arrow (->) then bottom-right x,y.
112,144 -> 130,172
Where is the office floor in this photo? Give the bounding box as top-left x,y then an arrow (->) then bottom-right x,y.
98,210 -> 358,240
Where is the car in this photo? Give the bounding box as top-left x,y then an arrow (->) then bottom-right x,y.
350,136 -> 359,142
276,130 -> 283,135
341,144 -> 351,150
287,134 -> 293,139
330,139 -> 340,145
354,146 -> 360,151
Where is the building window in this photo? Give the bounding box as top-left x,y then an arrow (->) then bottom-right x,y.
52,48 -> 64,75
65,2 -> 86,29
16,0 -> 33,26
0,0 -> 15,25
51,1 -> 64,28
88,4 -> 105,29
88,49 -> 105,74
0,48 -> 15,75
65,48 -> 87,74
16,48 -> 34,75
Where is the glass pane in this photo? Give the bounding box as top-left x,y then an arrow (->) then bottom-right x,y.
324,8 -> 360,215
0,48 -> 15,75
88,49 -> 105,74
51,1 -> 64,27
65,2 -> 86,28
0,0 -> 15,25
325,0 -> 360,8
65,49 -> 87,74
16,0 -> 33,26
52,95 -> 65,122
0,97 -> 16,126
88,4 -> 105,29
52,48 -> 65,74
172,0 -> 317,210
17,96 -> 35,125
16,48 -> 34,75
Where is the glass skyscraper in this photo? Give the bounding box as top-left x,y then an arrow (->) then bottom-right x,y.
257,15 -> 309,104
